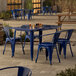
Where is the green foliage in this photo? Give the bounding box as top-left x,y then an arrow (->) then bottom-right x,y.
56,65 -> 76,76
24,0 -> 33,10
0,11 -> 11,19
43,0 -> 52,6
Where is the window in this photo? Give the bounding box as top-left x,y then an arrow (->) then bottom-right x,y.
32,0 -> 41,13
7,0 -> 22,10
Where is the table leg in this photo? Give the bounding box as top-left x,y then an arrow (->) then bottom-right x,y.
58,16 -> 62,30
12,30 -> 16,57
24,10 -> 25,19
39,30 -> 42,51
21,10 -> 23,20
30,30 -> 34,60
39,30 -> 42,44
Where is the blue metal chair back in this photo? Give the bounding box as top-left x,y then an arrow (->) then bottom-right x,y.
43,7 -> 47,12
21,25 -> 30,35
66,29 -> 73,40
11,10 -> 14,15
0,66 -> 32,76
3,26 -> 10,38
52,32 -> 60,44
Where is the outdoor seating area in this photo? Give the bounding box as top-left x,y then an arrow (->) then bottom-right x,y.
0,15 -> 76,76
0,0 -> 76,76
42,6 -> 57,15
11,9 -> 34,20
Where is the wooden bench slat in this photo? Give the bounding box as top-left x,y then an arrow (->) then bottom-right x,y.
57,21 -> 76,24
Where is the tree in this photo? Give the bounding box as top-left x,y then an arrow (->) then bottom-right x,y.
24,0 -> 33,9
43,0 -> 52,6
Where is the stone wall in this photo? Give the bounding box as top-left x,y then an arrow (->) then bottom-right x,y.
0,0 -> 7,12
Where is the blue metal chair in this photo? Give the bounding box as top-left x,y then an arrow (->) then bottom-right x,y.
27,9 -> 34,20
3,26 -> 25,57
43,7 -> 46,14
35,32 -> 61,65
24,9 -> 34,20
11,9 -> 19,19
57,29 -> 74,59
21,25 -> 39,52
0,66 -> 32,76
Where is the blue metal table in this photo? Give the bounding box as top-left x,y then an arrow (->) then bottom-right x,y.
10,25 -> 60,60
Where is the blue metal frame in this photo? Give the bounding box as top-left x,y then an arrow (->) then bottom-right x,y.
42,6 -> 57,15
6,25 -> 60,60
11,9 -> 34,20
0,66 -> 32,76
3,27 -> 25,57
35,32 -> 61,64
57,29 -> 74,59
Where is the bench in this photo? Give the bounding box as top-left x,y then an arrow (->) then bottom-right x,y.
56,13 -> 76,30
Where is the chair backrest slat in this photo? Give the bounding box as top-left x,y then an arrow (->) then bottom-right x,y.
3,27 -> 10,38
67,29 -> 73,40
21,25 -> 30,35
52,32 -> 60,44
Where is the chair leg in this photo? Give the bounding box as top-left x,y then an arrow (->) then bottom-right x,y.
63,43 -> 67,59
20,38 -> 25,55
58,44 -> 62,55
56,46 -> 61,63
48,47 -> 53,65
45,48 -> 48,60
69,42 -> 74,57
3,41 -> 7,55
35,45 -> 40,63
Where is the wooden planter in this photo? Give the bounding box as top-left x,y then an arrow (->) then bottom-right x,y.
0,23 -> 4,45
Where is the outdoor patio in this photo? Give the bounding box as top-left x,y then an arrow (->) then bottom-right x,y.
0,15 -> 76,76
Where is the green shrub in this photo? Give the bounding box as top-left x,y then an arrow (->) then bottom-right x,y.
43,0 -> 52,7
24,0 -> 33,10
0,11 -> 11,19
56,65 -> 76,76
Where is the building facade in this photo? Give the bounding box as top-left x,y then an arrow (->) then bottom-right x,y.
0,0 -> 24,12
0,0 -> 7,12
0,0 -> 76,13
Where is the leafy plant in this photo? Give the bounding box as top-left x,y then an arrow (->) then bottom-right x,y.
0,11 -> 11,19
56,65 -> 76,76
43,0 -> 52,7
24,0 -> 33,10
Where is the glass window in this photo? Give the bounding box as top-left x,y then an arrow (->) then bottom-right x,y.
32,0 -> 41,13
7,0 -> 22,10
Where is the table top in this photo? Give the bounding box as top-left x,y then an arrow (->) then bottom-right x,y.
57,13 -> 76,16
10,25 -> 60,31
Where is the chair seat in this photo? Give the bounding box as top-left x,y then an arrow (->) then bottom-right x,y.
6,37 -> 21,41
39,42 -> 54,47
58,38 -> 69,43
